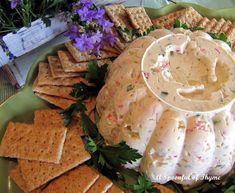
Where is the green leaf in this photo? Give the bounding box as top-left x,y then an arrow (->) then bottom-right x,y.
192,26 -> 204,31
85,60 -> 108,87
84,136 -> 97,153
70,82 -> 97,100
173,19 -> 189,29
130,175 -> 160,193
80,112 -> 99,138
60,100 -> 86,126
100,141 -> 142,166
208,32 -> 231,47
224,185 -> 235,193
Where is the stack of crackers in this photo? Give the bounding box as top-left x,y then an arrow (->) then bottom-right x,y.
32,41 -> 120,110
0,109 -> 123,193
151,7 -> 235,50
104,4 -> 154,45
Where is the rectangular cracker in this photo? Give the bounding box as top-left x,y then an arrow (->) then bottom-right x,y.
151,9 -> 184,29
58,50 -> 112,73
178,7 -> 203,28
0,122 -> 67,163
35,93 -> 75,110
219,20 -> 233,34
198,17 -> 210,28
87,175 -> 113,193
107,185 -> 124,193
101,44 -> 121,55
104,4 -> 134,42
203,18 -> 217,32
19,128 -> 91,191
48,56 -> 82,78
37,62 -> 90,86
65,42 -> 117,63
125,7 -> 153,35
33,78 -> 75,100
40,165 -> 99,193
9,165 -> 42,193
34,109 -> 84,136
211,18 -> 226,33
226,24 -> 235,46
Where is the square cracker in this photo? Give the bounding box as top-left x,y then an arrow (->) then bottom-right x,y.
48,56 -> 82,78
226,24 -> 235,46
40,165 -> 99,193
58,50 -> 112,73
34,109 -> 84,136
35,93 -> 75,110
178,7 -> 203,28
9,165 -> 42,193
87,175 -> 113,193
107,185 -> 124,193
203,18 -> 217,32
35,92 -> 96,114
0,122 -> 67,163
104,4 -> 134,42
151,9 -> 184,29
19,128 -> 91,191
219,20 -> 233,34
65,42 -> 117,63
211,18 -> 226,33
197,17 -> 210,28
125,7 -> 153,35
37,62 -> 90,86
33,78 -> 75,100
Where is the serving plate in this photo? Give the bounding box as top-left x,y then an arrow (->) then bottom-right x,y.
0,3 -> 235,193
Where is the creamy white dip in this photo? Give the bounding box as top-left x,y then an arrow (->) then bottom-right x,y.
142,33 -> 235,112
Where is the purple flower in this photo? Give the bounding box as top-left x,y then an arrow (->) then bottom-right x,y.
80,0 -> 93,7
98,19 -> 114,33
73,34 -> 94,52
64,24 -> 80,40
104,32 -> 117,46
90,30 -> 103,44
10,0 -> 21,9
94,7 -> 105,21
77,6 -> 94,22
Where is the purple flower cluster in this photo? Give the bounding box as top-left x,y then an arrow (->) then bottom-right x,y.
64,0 -> 116,55
10,0 -> 21,9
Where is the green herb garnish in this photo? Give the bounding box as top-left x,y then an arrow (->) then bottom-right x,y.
174,19 -> 189,29
208,32 -> 231,47
127,175 -> 160,193
160,91 -> 169,97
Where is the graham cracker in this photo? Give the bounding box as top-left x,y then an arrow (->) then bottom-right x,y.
40,165 -> 99,193
226,24 -> 235,46
197,17 -> 210,28
178,7 -> 203,28
151,9 -> 184,29
203,18 -> 217,32
107,185 -> 124,193
219,20 -> 233,34
48,56 -> 82,78
35,93 -> 75,110
211,18 -> 226,33
19,128 -> 91,191
58,50 -> 112,73
37,62 -> 90,86
87,175 -> 113,193
125,7 -> 153,35
0,122 -> 67,163
33,78 -> 75,100
104,4 -> 134,42
65,42 -> 117,63
9,165 -> 42,193
34,109 -> 84,136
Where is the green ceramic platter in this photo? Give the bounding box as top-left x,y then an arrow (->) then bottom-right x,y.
0,3 -> 235,193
